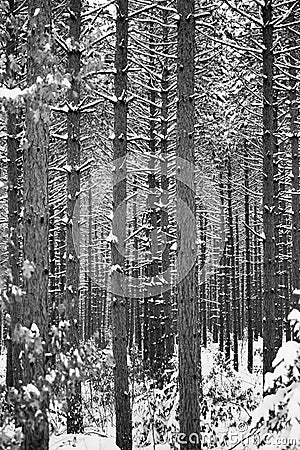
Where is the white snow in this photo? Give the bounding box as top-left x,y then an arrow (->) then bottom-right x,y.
22,259 -> 35,279
50,434 -> 171,450
106,231 -> 118,244
24,383 -> 40,398
0,87 -> 24,100
31,323 -> 40,337
50,434 -> 119,450
63,164 -> 72,173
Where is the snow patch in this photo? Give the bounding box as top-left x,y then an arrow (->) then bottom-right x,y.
50,434 -> 120,450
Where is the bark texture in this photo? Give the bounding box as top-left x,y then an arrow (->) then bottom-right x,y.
111,0 -> 132,448
65,0 -> 83,433
177,0 -> 201,447
262,0 -> 276,377
6,0 -> 21,389
22,0 -> 51,448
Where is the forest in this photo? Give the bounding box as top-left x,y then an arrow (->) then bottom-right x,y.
0,0 -> 299,449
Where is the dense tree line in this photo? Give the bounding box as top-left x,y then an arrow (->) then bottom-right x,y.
0,0 -> 299,449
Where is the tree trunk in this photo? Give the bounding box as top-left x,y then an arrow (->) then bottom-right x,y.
147,20 -> 161,374
227,155 -> 238,371
289,13 -> 300,320
244,148 -> 253,373
253,202 -> 259,341
6,0 -> 21,389
111,0 -> 132,447
65,0 -> 83,433
86,175 -> 92,339
22,1 -> 51,447
160,5 -> 173,366
49,205 -> 57,326
262,0 -> 276,378
177,0 -> 201,447
235,215 -> 241,340
218,172 -> 226,354
59,212 -> 66,318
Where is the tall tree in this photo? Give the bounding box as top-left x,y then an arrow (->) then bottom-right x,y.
176,0 -> 201,448
160,5 -> 173,365
262,0 -> 277,377
111,0 -> 132,448
5,0 -> 21,389
227,154 -> 238,371
289,12 -> 300,320
22,0 -> 51,447
244,147 -> 253,373
65,0 -> 83,433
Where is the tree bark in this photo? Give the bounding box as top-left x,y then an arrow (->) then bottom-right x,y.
22,0 -> 51,447
111,0 -> 132,447
177,0 -> 201,447
160,5 -> 173,366
227,155 -> 238,371
6,0 -> 21,389
262,0 -> 276,378
289,13 -> 300,321
244,148 -> 253,373
65,0 -> 83,433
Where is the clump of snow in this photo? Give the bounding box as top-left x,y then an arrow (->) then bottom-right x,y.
22,259 -> 35,278
24,383 -> 40,399
0,86 -> 24,100
106,231 -> 118,244
31,323 -> 40,337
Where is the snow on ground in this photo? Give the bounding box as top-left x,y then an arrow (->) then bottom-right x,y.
0,339 -> 265,450
50,434 -> 119,450
50,434 -> 170,450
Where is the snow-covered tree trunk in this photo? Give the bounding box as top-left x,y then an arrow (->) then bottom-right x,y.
65,0 -> 83,434
218,171 -> 226,354
253,202 -> 260,341
147,20 -> 161,374
199,208 -> 207,348
49,205 -> 57,327
5,0 -> 21,389
132,178 -> 142,351
86,174 -> 93,339
262,0 -> 277,377
176,0 -> 201,447
227,154 -> 238,371
111,0 -> 132,447
235,215 -> 241,340
289,12 -> 300,320
160,5 -> 173,366
273,92 -> 282,351
22,0 -> 51,447
59,212 -> 66,317
244,147 -> 253,373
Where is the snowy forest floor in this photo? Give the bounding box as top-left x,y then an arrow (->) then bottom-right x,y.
0,339 -> 266,450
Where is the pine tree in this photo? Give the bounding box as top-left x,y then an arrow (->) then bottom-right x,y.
22,0 -> 52,447
111,0 -> 132,448
262,0 -> 277,378
5,0 -> 22,389
176,0 -> 201,447
65,0 -> 83,434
